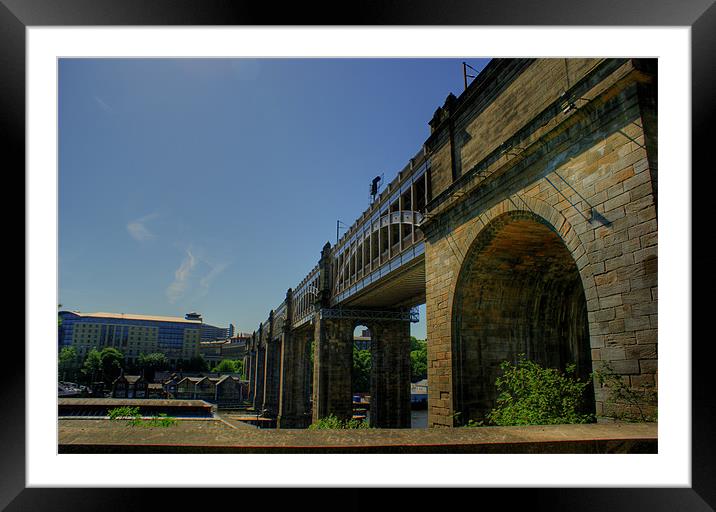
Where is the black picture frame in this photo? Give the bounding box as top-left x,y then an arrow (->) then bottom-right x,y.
6,0 -> 713,509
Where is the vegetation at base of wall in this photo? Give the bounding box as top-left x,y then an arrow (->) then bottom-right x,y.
452,411 -> 485,427
107,406 -> 177,427
483,355 -> 595,426
593,363 -> 658,422
137,413 -> 178,428
108,406 -> 141,420
308,414 -> 370,430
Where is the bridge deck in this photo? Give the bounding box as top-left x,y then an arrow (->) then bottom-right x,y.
58,419 -> 656,454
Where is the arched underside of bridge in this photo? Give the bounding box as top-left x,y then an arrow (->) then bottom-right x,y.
452,210 -> 595,423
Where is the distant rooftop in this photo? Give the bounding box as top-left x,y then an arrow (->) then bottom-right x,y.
61,311 -> 202,324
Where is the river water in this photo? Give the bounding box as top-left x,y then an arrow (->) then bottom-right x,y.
363,408 -> 428,428
411,409 -> 428,428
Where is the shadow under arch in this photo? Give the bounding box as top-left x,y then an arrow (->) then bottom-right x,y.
451,209 -> 595,424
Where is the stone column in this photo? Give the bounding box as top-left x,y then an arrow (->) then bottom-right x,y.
246,334 -> 256,401
252,325 -> 265,411
312,314 -> 353,423
277,331 -> 313,428
310,241 -> 354,424
278,289 -> 312,428
243,352 -> 251,384
370,321 -> 412,428
261,311 -> 281,417
262,339 -> 281,417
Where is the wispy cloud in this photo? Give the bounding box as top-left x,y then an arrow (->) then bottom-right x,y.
93,95 -> 113,113
166,249 -> 197,303
127,213 -> 159,241
164,244 -> 230,304
198,262 -> 229,297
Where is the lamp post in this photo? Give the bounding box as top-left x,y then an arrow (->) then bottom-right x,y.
336,220 -> 348,244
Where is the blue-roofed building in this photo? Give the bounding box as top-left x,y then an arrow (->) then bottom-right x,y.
58,310 -> 203,366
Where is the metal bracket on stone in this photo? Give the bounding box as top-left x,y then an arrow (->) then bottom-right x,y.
319,307 -> 419,323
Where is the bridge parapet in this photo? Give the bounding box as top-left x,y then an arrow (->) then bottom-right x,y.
292,264 -> 320,329
421,58 -> 633,226
272,301 -> 287,338
260,318 -> 271,344
255,146 -> 433,330
330,158 -> 430,305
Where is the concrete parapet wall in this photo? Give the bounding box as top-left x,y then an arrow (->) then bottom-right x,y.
58,419 -> 657,454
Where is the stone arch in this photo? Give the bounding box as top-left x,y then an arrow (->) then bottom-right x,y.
451,194 -> 596,298
351,323 -> 372,395
451,205 -> 595,423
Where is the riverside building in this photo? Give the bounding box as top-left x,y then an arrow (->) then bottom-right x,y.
58,311 -> 203,366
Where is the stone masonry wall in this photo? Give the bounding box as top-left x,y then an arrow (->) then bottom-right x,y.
423,58 -> 658,427
277,327 -> 312,428
369,321 -> 412,428
428,59 -> 604,199
311,315 -> 353,423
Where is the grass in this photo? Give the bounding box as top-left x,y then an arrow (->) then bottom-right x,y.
108,406 -> 177,428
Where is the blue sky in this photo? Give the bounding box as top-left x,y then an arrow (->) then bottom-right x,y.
58,58 -> 490,339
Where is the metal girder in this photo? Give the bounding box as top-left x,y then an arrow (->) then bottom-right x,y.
319,307 -> 419,323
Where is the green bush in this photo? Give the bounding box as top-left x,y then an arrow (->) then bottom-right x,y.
108,406 -> 140,420
308,414 -> 369,430
140,413 -> 177,428
486,355 -> 594,426
211,359 -> 244,374
107,406 -> 176,427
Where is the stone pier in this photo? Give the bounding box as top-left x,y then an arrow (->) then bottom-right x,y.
370,320 -> 411,428
311,315 -> 353,424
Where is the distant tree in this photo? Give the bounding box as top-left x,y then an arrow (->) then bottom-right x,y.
137,352 -> 168,381
99,347 -> 124,383
58,346 -> 79,381
183,355 -> 209,372
81,348 -> 102,384
211,359 -> 243,374
352,348 -> 372,393
410,338 -> 428,382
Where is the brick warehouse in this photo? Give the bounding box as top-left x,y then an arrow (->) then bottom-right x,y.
245,58 -> 657,428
